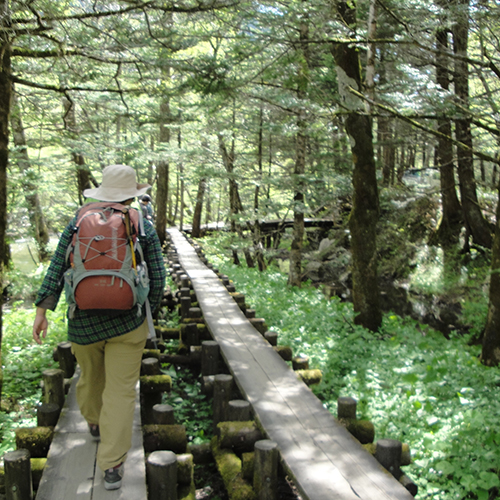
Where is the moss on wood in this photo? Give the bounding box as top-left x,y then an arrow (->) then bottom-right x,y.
140,374 -> 172,394
15,427 -> 54,458
210,436 -> 256,500
143,424 -> 187,454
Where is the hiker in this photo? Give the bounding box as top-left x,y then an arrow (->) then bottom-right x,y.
32,164 -> 166,491
140,194 -> 154,222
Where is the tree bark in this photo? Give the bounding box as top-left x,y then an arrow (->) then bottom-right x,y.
432,24 -> 463,246
331,1 -> 381,331
0,0 -> 12,403
452,0 -> 492,249
191,177 -> 206,238
481,189 -> 500,365
288,5 -> 309,288
10,90 -> 50,261
156,75 -> 171,245
63,97 -> 92,204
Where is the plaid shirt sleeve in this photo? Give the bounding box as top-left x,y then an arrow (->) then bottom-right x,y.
35,220 -> 75,310
142,220 -> 166,312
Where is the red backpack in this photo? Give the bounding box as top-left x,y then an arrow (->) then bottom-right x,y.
64,202 -> 149,316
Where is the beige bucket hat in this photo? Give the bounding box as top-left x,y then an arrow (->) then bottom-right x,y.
83,164 -> 150,202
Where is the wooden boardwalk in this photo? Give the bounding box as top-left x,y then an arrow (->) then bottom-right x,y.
35,369 -> 147,500
168,228 -> 414,500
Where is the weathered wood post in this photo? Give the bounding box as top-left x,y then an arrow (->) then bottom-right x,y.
37,403 -> 60,427
201,341 -> 220,376
375,439 -> 402,479
146,450 -> 177,500
42,369 -> 65,410
180,297 -> 191,319
337,397 -> 357,419
213,374 -> 233,431
292,355 -> 309,371
254,440 -> 279,500
264,331 -> 278,346
140,374 -> 172,425
153,404 -> 176,425
4,449 -> 33,500
228,400 -> 251,422
56,342 -> 75,378
141,357 -> 162,376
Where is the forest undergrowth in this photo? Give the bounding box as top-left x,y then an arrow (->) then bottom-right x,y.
198,229 -> 500,500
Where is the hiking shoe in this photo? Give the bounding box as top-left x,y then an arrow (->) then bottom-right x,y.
89,424 -> 100,441
104,463 -> 123,490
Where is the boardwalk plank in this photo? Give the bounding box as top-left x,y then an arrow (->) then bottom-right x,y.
168,228 -> 414,500
36,368 -> 147,500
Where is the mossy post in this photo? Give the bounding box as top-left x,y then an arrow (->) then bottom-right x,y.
264,331 -> 277,346
213,374 -> 233,432
253,440 -> 279,500
56,342 -> 75,378
15,427 -> 54,458
141,357 -> 162,376
4,449 -> 32,500
147,450 -> 177,500
201,341 -> 220,376
42,369 -> 65,410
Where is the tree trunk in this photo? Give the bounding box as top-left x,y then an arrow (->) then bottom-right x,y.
10,91 -> 50,261
453,0 -> 492,248
331,1 -> 381,331
254,106 -> 267,272
156,79 -> 171,245
0,0 -> 12,403
432,25 -> 463,246
191,177 -> 206,238
288,6 -> 309,288
481,189 -> 500,365
63,97 -> 92,204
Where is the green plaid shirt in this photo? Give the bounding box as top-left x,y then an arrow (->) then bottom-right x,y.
35,210 -> 166,345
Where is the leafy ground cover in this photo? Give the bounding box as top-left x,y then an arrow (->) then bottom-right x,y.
200,233 -> 500,500
1,292 -> 67,456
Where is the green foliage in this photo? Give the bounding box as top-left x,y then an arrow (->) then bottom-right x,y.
162,364 -> 213,445
200,233 -> 500,500
1,301 -> 67,455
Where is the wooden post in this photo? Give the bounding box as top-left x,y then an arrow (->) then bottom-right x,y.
180,274 -> 190,289
201,341 -> 219,376
4,449 -> 33,500
184,323 -> 200,346
213,374 -> 233,430
153,404 -> 176,425
228,400 -> 251,422
37,403 -> 60,427
249,318 -> 267,334
254,440 -> 279,500
56,342 -> 75,378
264,331 -> 278,346
337,397 -> 357,420
141,357 -> 162,376
146,450 -> 177,500
180,287 -> 190,298
292,355 -> 309,371
180,297 -> 191,319
42,369 -> 65,410
375,439 -> 402,479
176,453 -> 194,486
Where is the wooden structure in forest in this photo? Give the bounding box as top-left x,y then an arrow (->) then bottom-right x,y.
35,369 -> 147,500
168,227 -> 414,500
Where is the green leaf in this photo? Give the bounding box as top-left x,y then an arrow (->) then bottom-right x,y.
435,460 -> 455,476
402,373 -> 419,385
478,471 -> 500,490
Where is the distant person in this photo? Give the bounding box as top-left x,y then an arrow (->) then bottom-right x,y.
140,194 -> 154,222
32,164 -> 166,490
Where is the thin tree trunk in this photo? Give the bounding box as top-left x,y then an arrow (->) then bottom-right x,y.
0,0 -> 12,403
254,106 -> 267,272
453,0 -> 492,248
288,5 -> 309,287
331,1 -> 381,331
156,69 -> 171,244
10,91 -> 50,261
433,24 -> 463,246
191,177 -> 206,238
63,97 -> 92,204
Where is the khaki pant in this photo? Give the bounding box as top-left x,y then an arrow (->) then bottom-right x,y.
71,320 -> 148,471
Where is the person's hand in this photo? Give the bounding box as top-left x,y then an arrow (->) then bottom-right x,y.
33,307 -> 48,345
